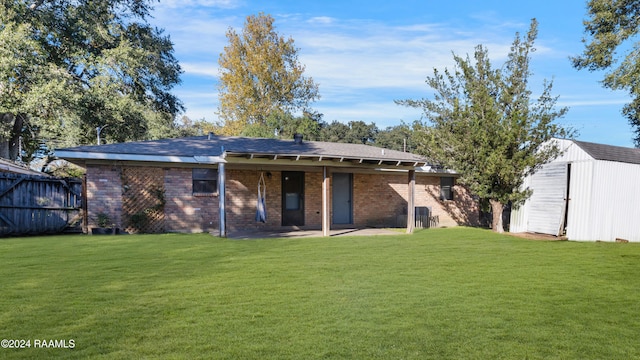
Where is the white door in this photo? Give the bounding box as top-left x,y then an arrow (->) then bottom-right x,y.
332,173 -> 353,224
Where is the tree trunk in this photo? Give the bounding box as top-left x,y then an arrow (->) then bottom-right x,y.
489,199 -> 505,233
0,113 -> 22,161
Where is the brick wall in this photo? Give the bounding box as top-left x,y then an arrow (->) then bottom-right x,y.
353,173 -> 408,227
86,165 -> 123,229
415,176 -> 480,227
352,173 -> 480,228
164,167 -> 218,233
225,169 -> 280,231
305,172 -> 323,228
87,165 -> 220,233
85,164 -> 480,234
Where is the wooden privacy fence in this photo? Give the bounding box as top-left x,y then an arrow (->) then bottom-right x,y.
0,173 -> 83,236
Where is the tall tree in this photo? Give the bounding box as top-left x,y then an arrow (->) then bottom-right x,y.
217,13 -> 319,135
0,0 -> 183,161
397,19 -> 570,233
572,0 -> 640,146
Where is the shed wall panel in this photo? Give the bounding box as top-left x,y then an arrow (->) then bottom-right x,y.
564,161 -> 594,241
553,139 -> 593,162
588,161 -> 640,242
510,139 -> 593,235
526,162 -> 568,235
509,174 -> 531,233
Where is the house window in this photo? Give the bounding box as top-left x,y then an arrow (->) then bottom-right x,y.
440,177 -> 454,201
193,168 -> 218,196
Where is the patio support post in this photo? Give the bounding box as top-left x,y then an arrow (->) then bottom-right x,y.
322,166 -> 331,237
218,163 -> 226,237
406,169 -> 415,234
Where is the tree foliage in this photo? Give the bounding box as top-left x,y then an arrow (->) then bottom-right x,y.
217,13 -> 319,135
320,121 -> 378,144
0,0 -> 183,161
375,123 -> 415,152
572,0 -> 640,146
175,116 -> 221,137
397,19 -> 570,233
240,110 -> 323,140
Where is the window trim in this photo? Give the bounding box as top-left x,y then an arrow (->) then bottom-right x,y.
440,176 -> 454,201
192,168 -> 218,196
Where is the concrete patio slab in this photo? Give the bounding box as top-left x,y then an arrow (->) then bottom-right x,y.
227,228 -> 405,239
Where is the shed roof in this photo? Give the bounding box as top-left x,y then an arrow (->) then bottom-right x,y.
0,158 -> 49,176
573,140 -> 640,165
56,135 -> 429,168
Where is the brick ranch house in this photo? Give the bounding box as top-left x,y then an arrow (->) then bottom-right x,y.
56,134 -> 480,236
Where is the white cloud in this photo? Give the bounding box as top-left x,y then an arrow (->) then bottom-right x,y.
294,19 -> 514,92
307,16 -> 335,25
560,98 -> 630,107
154,7 -> 603,130
181,63 -> 220,78
175,90 -> 218,100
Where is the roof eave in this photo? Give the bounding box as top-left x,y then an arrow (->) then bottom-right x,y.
54,150 -> 226,164
416,166 -> 460,176
225,151 -> 428,168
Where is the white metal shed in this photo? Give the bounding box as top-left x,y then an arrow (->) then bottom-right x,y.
510,138 -> 640,242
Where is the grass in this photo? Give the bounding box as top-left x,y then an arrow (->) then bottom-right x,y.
1,228 -> 640,359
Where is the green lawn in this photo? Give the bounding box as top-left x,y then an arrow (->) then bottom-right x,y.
1,228 -> 640,359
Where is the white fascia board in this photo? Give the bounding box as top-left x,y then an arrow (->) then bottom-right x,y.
416,165 -> 459,175
193,156 -> 226,164
226,151 -> 424,165
55,151 -> 226,164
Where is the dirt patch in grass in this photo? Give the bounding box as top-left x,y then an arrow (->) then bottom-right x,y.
508,231 -> 567,241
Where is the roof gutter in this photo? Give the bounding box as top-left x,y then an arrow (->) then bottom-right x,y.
54,150 -> 226,164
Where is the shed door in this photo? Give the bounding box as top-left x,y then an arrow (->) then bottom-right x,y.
282,171 -> 304,226
332,173 -> 353,224
527,162 -> 568,235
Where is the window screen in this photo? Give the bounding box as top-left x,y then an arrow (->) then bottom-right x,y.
440,177 -> 454,201
193,168 -> 218,195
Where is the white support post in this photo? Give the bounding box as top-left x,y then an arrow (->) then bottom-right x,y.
322,166 -> 331,237
218,163 -> 226,237
406,170 -> 415,234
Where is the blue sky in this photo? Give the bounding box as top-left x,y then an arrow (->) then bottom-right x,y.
152,0 -> 635,147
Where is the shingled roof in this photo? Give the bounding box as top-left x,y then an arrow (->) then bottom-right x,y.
573,140 -> 640,165
56,135 -> 429,168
